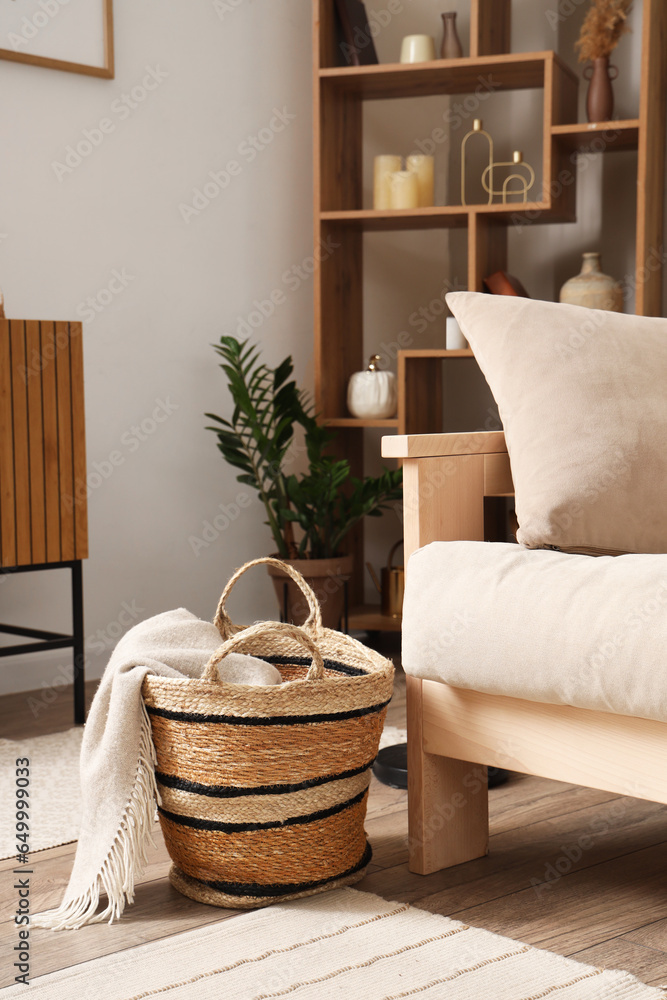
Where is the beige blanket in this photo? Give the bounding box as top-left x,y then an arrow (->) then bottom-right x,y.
33,608 -> 281,930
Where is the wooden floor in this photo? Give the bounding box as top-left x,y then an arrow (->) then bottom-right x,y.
3,655 -> 667,990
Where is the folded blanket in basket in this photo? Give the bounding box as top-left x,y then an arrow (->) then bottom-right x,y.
32,608 -> 281,930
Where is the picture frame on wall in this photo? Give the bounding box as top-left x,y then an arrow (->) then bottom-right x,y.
334,0 -> 378,67
0,0 -> 114,78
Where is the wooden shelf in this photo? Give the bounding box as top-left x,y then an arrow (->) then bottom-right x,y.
348,604 -> 402,633
551,119 -> 640,152
320,204 -> 559,231
313,0 -> 666,626
321,207 -> 468,231
400,349 -> 475,359
319,51 -> 575,100
324,417 -> 399,428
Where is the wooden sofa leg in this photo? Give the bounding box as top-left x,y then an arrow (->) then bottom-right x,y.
407,676 -> 489,874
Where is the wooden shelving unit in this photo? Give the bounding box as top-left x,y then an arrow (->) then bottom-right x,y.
551,119 -> 641,152
312,0 -> 666,632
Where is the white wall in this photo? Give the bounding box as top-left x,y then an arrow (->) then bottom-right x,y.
0,0 -> 315,697
1,0 -> 663,697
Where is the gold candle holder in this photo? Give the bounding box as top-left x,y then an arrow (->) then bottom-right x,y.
461,121 -> 535,206
461,119 -> 493,206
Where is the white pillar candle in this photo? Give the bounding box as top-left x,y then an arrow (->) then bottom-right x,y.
406,154 -> 435,207
374,155 -> 402,210
446,317 -> 468,350
388,170 -> 419,210
400,34 -> 436,64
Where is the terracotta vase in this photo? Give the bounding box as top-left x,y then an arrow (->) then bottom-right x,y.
267,554 -> 354,630
584,57 -> 618,123
440,12 -> 463,59
559,252 -> 623,312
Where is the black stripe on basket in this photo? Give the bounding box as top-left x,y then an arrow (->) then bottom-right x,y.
263,655 -> 368,677
155,758 -> 375,799
158,787 -> 368,833
178,840 -> 373,899
146,698 -> 390,726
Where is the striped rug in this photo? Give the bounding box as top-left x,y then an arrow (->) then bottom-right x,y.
11,888 -> 663,998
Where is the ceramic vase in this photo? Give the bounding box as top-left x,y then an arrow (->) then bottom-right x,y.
559,252 -> 623,312
584,57 -> 618,123
347,355 -> 398,419
440,12 -> 463,59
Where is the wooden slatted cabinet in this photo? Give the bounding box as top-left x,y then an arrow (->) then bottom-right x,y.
0,319 -> 88,722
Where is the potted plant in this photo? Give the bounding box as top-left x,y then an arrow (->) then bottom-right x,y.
206,336 -> 403,628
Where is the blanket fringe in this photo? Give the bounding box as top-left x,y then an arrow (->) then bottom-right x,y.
32,705 -> 159,931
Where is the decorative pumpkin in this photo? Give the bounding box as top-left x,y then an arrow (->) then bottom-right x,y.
347,355 -> 398,420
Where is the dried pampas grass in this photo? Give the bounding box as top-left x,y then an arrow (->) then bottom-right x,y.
576,0 -> 633,62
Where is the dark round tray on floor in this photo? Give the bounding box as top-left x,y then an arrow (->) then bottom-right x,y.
373,743 -> 509,790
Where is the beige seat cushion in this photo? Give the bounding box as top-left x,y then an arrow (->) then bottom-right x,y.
447,292 -> 667,555
402,541 -> 667,723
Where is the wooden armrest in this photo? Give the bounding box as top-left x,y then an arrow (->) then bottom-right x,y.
381,431 -> 506,460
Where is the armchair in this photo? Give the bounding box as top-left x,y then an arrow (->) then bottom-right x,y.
381,430 -> 667,877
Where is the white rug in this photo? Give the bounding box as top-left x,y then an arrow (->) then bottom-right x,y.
0,728 -> 83,860
7,888 -> 662,998
378,726 -> 407,751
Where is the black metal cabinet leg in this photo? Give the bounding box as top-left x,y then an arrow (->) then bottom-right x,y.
71,561 -> 85,724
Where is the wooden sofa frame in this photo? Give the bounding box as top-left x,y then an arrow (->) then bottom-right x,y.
381,430 -> 667,875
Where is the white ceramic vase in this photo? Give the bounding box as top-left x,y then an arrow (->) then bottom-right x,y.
347,355 -> 398,419
559,253 -> 623,312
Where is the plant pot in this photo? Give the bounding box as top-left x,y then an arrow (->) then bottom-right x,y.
267,555 -> 354,630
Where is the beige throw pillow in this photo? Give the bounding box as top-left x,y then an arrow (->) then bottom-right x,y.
447,292 -> 667,554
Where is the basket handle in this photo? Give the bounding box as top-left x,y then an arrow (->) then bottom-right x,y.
202,620 -> 325,683
213,557 -> 323,639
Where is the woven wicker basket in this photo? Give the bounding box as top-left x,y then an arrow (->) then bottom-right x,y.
142,557 -> 394,909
